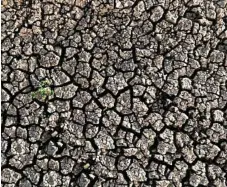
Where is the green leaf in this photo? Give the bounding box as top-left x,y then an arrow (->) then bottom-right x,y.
39,89 -> 44,95
31,92 -> 35,98
83,163 -> 90,169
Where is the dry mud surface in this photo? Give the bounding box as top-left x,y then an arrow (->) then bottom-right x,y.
1,0 -> 227,186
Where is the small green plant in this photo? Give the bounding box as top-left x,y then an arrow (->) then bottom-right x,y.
31,79 -> 54,101
40,79 -> 51,87
83,163 -> 90,169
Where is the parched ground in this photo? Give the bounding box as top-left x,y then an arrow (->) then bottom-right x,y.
1,0 -> 227,186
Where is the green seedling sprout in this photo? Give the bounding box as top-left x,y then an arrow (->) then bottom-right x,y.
83,163 -> 90,169
31,79 -> 54,101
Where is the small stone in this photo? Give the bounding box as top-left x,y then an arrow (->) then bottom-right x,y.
213,110 -> 224,122
78,173 -> 90,187
126,162 -> 147,182
181,77 -> 192,90
40,52 -> 60,67
43,171 -> 62,186
156,180 -> 171,187
150,6 -> 164,22
46,141 -> 58,155
49,159 -> 60,171
2,168 -> 22,183
89,174 -> 96,179
166,12 -> 177,24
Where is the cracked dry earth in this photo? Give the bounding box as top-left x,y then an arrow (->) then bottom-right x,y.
1,0 -> 227,186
